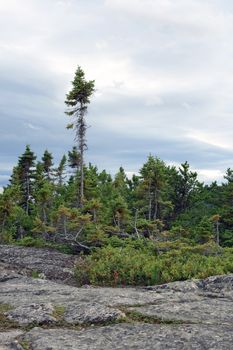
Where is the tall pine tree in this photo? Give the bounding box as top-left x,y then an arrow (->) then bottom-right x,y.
65,66 -> 95,207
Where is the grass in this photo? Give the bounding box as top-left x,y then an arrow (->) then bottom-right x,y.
0,303 -> 19,331
19,340 -> 32,350
119,308 -> 187,325
31,270 -> 40,278
52,305 -> 66,321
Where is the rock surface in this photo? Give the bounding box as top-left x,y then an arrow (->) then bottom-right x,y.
6,303 -> 57,326
0,244 -> 76,284
0,330 -> 24,350
0,244 -> 232,349
63,302 -> 125,324
20,324 -> 233,350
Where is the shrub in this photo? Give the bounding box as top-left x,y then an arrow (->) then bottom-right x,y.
16,236 -> 46,248
74,240 -> 233,286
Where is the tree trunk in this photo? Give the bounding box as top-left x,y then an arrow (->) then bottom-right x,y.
154,190 -> 158,220
80,144 -> 84,207
63,216 -> 67,236
134,208 -> 140,238
1,211 -> 7,231
42,206 -> 47,224
93,208 -> 97,223
26,173 -> 30,215
216,221 -> 220,245
148,179 -> 152,221
79,102 -> 85,208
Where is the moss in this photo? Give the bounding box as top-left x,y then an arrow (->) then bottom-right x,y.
52,305 -> 66,321
19,340 -> 32,350
0,303 -> 19,330
0,304 -> 13,313
31,270 -> 40,278
121,308 -> 188,325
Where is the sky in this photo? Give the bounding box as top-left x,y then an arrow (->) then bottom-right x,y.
1,0 -> 233,189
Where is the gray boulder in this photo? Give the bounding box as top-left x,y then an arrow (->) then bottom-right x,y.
5,303 -> 57,326
0,330 -> 24,350
64,302 -> 125,324
0,245 -> 76,284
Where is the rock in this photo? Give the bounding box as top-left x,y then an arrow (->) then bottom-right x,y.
64,302 -> 125,324
128,297 -> 233,325
1,245 -> 233,349
5,300 -> 125,327
0,263 -> 21,282
20,323 -> 233,350
146,274 -> 233,298
0,330 -> 24,350
196,274 -> 233,294
145,279 -> 200,293
0,275 -> 163,309
131,275 -> 233,325
5,303 -> 57,326
0,245 -> 76,285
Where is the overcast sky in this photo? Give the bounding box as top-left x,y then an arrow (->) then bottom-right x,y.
1,0 -> 233,189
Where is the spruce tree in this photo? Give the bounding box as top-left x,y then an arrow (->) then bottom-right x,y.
55,155 -> 67,186
168,161 -> 199,219
42,149 -> 53,180
65,66 -> 95,207
140,155 -> 168,221
68,146 -> 80,171
16,145 -> 36,215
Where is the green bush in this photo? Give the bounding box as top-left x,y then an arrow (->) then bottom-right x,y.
74,240 -> 233,286
16,236 -> 73,254
0,229 -> 15,244
16,236 -> 46,248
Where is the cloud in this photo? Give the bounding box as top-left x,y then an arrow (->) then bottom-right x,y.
186,131 -> 233,150
24,123 -> 42,131
1,0 -> 233,185
195,169 -> 225,183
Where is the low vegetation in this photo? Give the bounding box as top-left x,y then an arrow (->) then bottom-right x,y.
74,238 -> 233,286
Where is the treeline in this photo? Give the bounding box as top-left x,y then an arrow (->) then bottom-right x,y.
0,66 -> 232,256
0,146 -> 233,250
1,66 -> 233,285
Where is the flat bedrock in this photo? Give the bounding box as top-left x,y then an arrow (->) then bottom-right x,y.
0,245 -> 232,349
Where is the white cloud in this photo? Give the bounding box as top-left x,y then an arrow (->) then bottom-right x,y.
1,0 -> 233,184
105,0 -> 228,33
96,40 -> 108,50
125,171 -> 139,179
186,131 -> 233,150
24,123 -> 41,131
195,169 -> 225,183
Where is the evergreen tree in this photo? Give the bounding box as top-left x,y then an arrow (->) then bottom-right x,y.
14,145 -> 36,215
218,169 -> 233,245
65,66 -> 95,207
41,150 -> 53,180
195,216 -> 214,243
68,146 -> 80,171
55,155 -> 67,186
113,167 -> 129,199
0,186 -> 19,233
139,156 -> 170,221
173,161 -> 199,216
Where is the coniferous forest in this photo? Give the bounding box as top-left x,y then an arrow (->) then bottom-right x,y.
0,67 -> 233,286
